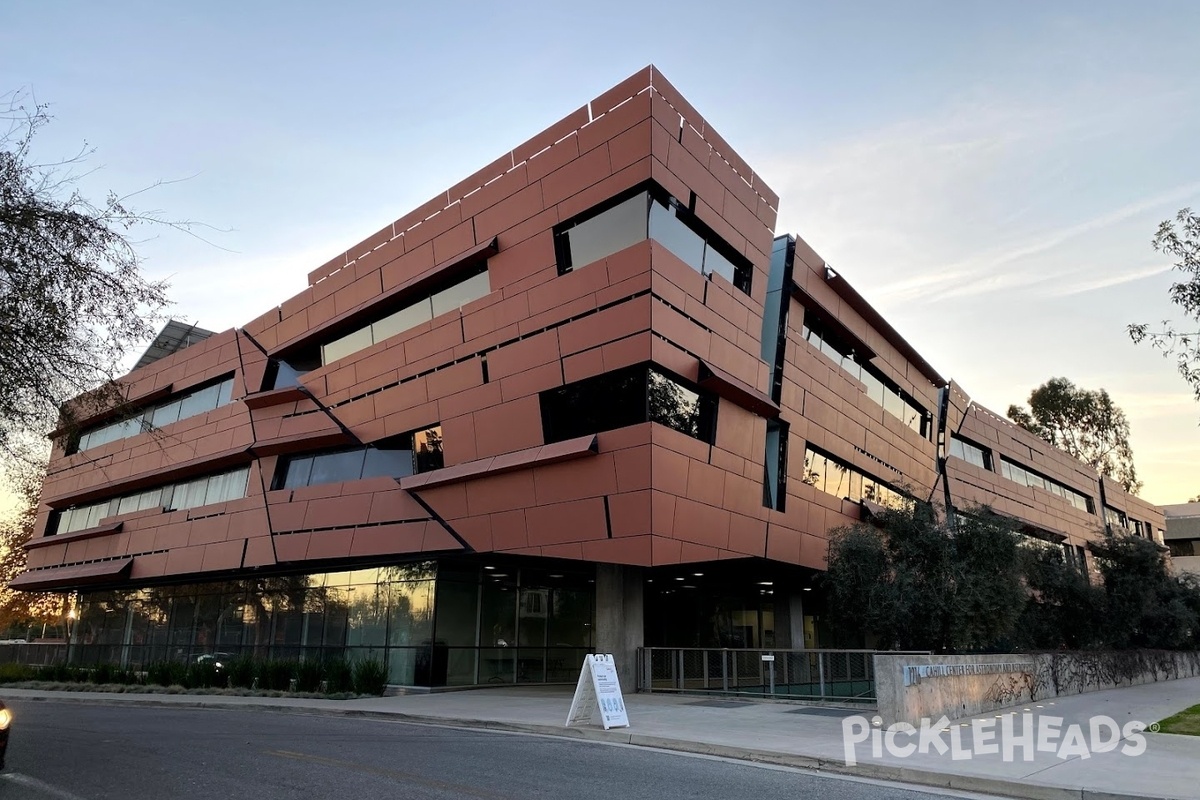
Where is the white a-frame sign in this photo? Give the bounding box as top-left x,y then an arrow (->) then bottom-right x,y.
565,653 -> 629,730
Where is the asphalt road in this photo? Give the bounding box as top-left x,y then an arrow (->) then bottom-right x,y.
0,701 -> 990,800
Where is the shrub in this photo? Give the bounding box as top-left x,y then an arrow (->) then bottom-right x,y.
185,661 -> 220,689
257,659 -> 294,691
38,663 -> 87,683
295,659 -> 323,693
352,659 -> 388,696
226,656 -> 256,689
0,663 -> 36,683
323,657 -> 353,694
147,661 -> 188,687
91,663 -> 114,684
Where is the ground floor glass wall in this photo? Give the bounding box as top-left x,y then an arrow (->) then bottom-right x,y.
71,557 -> 594,687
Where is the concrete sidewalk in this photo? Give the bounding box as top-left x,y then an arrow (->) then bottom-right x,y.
5,677 -> 1200,800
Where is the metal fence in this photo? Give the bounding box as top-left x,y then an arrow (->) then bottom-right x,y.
0,643 -> 69,667
637,648 -> 929,704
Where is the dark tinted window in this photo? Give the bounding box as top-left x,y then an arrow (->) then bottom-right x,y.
363,447 -> 414,480
413,426 -> 444,473
648,370 -> 714,441
310,449 -> 368,485
763,419 -> 787,511
540,367 -> 647,443
540,365 -> 716,444
275,425 -> 444,490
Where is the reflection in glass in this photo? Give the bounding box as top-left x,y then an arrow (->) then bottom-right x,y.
541,365 -> 715,444
373,300 -> 433,342
309,449 -> 368,485
71,562 -> 594,687
412,426 -> 444,472
561,192 -> 648,271
430,271 -> 490,317
649,199 -> 704,271
321,327 -> 374,365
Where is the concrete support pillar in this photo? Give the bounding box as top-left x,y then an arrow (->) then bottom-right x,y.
594,563 -> 644,689
772,590 -> 792,649
789,592 -> 805,649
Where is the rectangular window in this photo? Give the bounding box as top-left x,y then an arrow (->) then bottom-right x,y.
999,456 -> 1094,513
310,449 -> 368,486
802,310 -> 931,438
53,466 -> 250,535
647,371 -> 715,441
1104,506 -> 1129,531
322,327 -> 374,365
763,420 -> 788,511
540,364 -> 717,445
319,267 -> 490,366
649,197 -> 705,272
74,376 -> 235,454
412,425 -> 445,473
948,436 -> 991,470
801,445 -> 911,511
273,428 -> 443,491
557,192 -> 648,272
554,184 -> 752,294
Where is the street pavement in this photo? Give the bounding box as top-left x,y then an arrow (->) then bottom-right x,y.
1,676 -> 1198,799
0,701 -> 996,800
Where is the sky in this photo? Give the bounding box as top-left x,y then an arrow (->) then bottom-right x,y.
1,0 -> 1197,508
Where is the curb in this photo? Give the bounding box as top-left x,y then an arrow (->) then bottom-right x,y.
3,692 -> 1183,800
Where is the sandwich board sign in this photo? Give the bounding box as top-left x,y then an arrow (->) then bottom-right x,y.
565,653 -> 629,730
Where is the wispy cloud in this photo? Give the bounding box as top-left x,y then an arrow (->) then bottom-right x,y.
1045,263 -> 1172,298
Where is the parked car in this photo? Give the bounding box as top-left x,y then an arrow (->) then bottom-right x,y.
194,653 -> 235,673
0,700 -> 11,769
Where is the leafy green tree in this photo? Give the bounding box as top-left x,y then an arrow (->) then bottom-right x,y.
1128,208 -> 1200,405
1091,530 -> 1200,650
1,91 -> 174,460
825,504 -> 1023,652
1007,377 -> 1141,494
1015,543 -> 1106,650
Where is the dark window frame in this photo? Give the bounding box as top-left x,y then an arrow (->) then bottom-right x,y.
763,419 -> 788,511
801,308 -> 932,439
271,424 -> 445,491
948,434 -> 993,471
552,181 -> 753,295
69,373 -> 237,455
539,363 -> 719,445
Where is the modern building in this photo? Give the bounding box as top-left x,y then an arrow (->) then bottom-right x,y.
1164,503 -> 1200,577
13,67 -> 1163,688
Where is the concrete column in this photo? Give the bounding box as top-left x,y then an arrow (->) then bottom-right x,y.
789,593 -> 805,649
594,564 -> 644,689
772,591 -> 792,649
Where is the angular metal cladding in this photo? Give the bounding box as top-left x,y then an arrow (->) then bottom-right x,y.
15,64 -> 1158,601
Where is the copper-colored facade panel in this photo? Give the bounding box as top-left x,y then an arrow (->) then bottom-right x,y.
17,68 -> 1161,677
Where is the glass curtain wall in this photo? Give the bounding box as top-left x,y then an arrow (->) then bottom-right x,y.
71,559 -> 594,687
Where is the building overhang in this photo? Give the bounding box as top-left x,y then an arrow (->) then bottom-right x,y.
401,435 -> 598,491
25,521 -> 123,551
697,361 -> 779,418
10,557 -> 133,592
